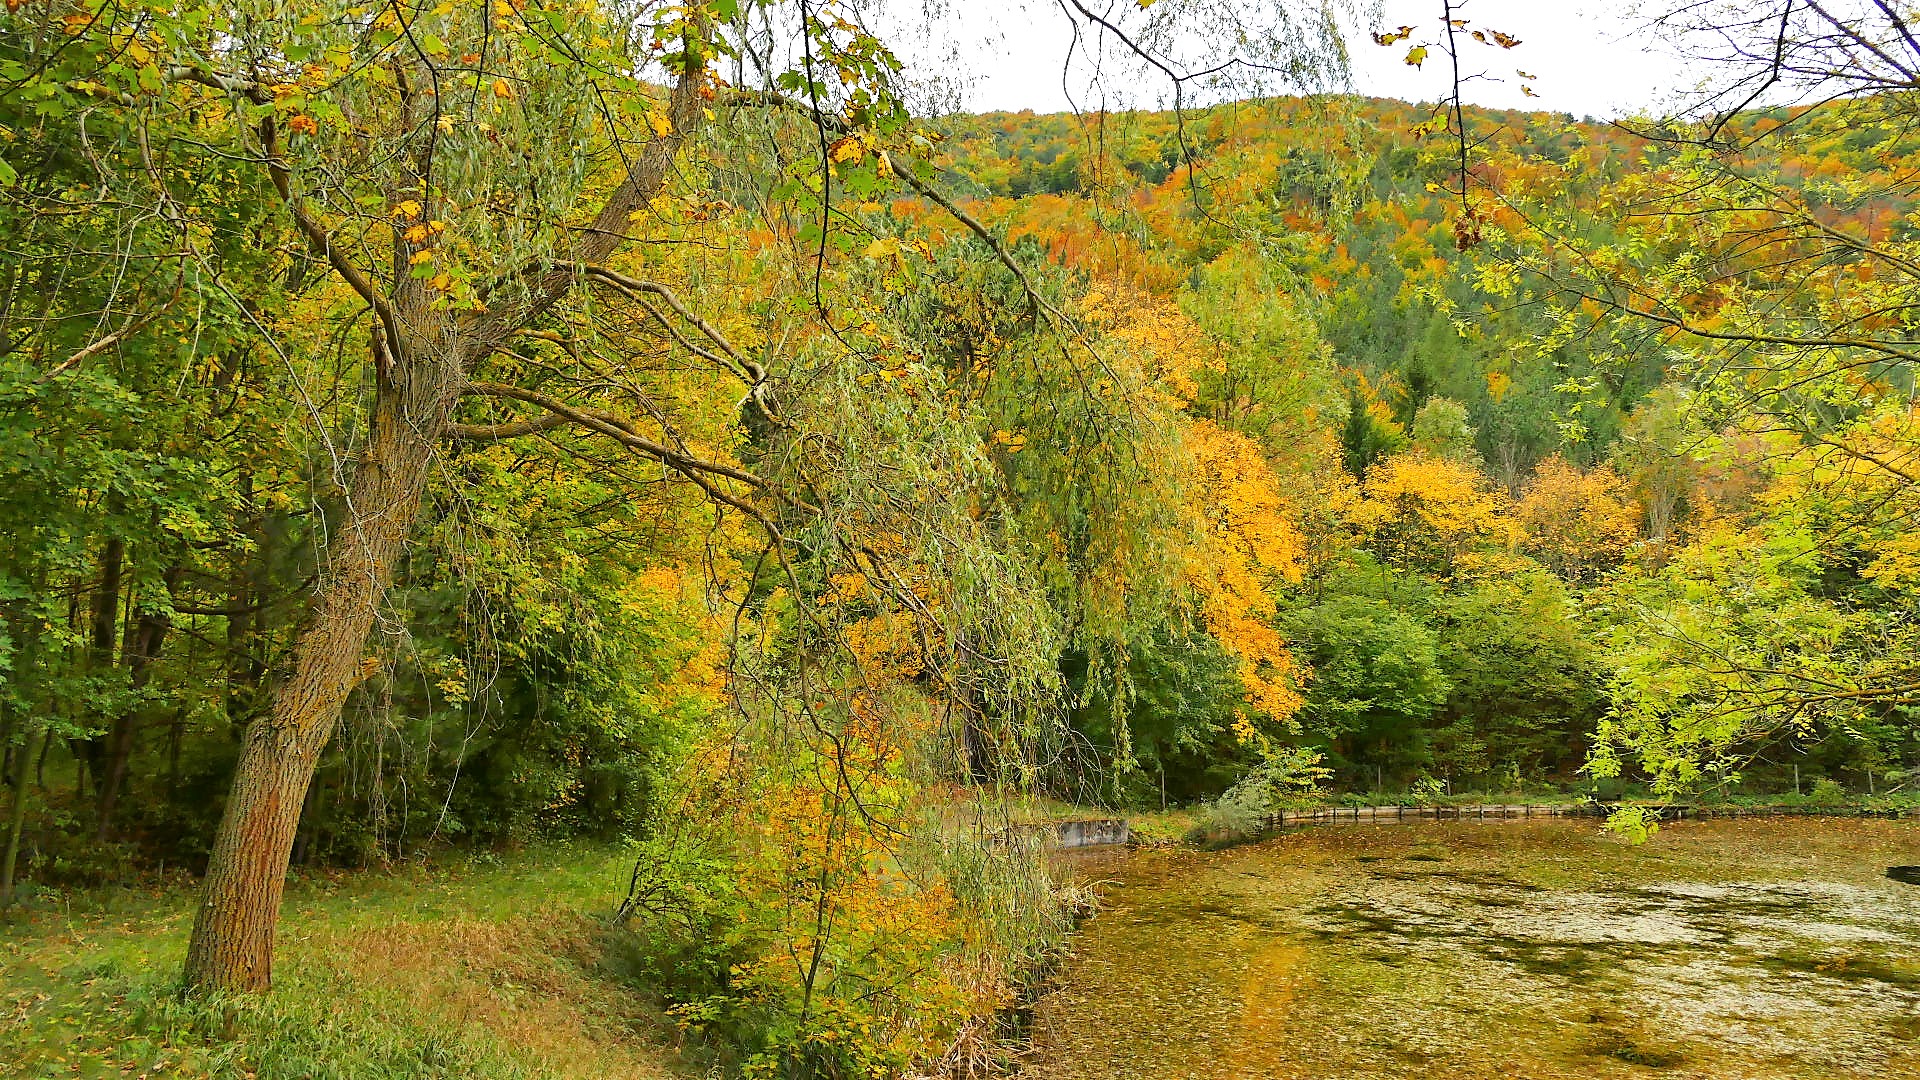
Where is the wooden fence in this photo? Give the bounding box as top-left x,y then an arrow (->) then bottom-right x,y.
1258,803 -> 1920,832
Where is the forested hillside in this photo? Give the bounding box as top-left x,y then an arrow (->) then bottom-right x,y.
3,2 -> 1918,1077
922,94 -> 1919,809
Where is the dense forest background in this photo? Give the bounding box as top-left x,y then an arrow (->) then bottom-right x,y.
921,95 -> 1920,810
15,95 -> 1914,875
4,0 -> 1919,1072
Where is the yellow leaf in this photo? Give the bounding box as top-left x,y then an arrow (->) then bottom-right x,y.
648,110 -> 673,138
1405,45 -> 1428,68
492,78 -> 515,100
392,199 -> 422,219
827,133 -> 865,164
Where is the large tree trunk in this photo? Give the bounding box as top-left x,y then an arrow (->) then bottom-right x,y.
182,352 -> 462,992
180,25 -> 704,994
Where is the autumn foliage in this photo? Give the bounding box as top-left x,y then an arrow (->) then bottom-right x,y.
1514,456 -> 1641,584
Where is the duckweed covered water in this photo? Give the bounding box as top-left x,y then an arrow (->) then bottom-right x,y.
1022,819 -> 1920,1080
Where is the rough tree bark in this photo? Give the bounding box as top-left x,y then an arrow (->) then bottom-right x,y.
179,41 -> 704,992
182,351 -> 463,989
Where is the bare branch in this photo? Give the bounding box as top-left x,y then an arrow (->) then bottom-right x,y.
259,116 -> 406,363
458,380 -> 764,489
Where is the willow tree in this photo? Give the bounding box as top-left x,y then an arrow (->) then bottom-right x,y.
5,0 -> 1359,993
0,0 -> 766,990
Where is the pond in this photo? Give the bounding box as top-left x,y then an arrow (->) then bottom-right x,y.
1021,819 -> 1920,1080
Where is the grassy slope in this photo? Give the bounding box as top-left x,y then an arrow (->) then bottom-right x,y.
1,843 -> 688,1080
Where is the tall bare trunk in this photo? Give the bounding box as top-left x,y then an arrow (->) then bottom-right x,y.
89,537 -> 123,662
182,352 -> 462,992
2,720 -> 45,909
95,564 -> 180,839
80,536 -> 124,792
225,472 -> 267,737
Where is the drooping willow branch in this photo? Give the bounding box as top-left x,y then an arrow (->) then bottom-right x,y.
451,380 -> 770,526
718,87 -> 1076,335
549,261 -> 782,425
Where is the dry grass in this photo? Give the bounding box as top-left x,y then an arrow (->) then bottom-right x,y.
1,843 -> 693,1080
326,911 -> 685,1080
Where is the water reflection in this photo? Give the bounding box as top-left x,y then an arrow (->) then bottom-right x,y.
1021,820 -> 1920,1080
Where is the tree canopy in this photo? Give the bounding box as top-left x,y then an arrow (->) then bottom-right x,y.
5,1 -> 1920,1072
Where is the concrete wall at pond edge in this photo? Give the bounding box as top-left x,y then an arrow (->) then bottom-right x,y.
1056,818 -> 1130,849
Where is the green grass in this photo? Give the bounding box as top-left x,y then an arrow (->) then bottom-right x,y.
0,843 -> 689,1080
995,794 -> 1202,846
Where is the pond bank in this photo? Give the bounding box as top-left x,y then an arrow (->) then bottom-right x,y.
1023,818 -> 1920,1080
1186,800 -> 1920,850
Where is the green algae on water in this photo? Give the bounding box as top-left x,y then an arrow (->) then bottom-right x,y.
1021,819 -> 1920,1080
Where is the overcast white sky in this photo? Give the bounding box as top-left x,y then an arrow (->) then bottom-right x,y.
904,1 -> 1701,119
1341,1 -> 1699,117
